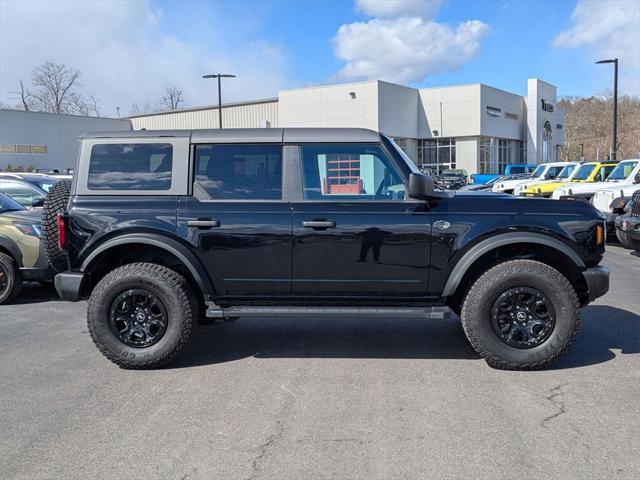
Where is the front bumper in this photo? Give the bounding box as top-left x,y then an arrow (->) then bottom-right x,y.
582,265 -> 610,303
54,271 -> 87,301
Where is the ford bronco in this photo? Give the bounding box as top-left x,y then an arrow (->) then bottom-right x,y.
45,128 -> 609,370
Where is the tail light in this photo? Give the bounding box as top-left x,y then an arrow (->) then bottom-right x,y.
57,214 -> 67,250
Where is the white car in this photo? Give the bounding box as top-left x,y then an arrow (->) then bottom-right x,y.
551,159 -> 640,200
513,162 -> 580,196
492,162 -> 572,194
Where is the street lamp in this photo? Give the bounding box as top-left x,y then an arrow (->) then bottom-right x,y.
202,73 -> 236,128
595,58 -> 618,160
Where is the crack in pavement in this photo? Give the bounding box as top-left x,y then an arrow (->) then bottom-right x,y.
541,382 -> 569,428
245,384 -> 296,480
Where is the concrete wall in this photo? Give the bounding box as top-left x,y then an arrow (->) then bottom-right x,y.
418,84 -> 481,139
377,81 -> 419,139
455,137 -> 479,174
129,99 -> 278,130
278,81 -> 379,130
0,110 -> 131,172
479,85 -> 525,140
525,78 -> 564,163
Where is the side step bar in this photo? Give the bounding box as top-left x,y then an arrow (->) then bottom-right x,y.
205,304 -> 451,320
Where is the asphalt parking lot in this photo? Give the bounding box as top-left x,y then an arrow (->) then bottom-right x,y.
1,245 -> 638,480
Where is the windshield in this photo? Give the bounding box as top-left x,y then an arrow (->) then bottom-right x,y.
31,179 -> 56,192
557,165 -> 576,179
572,164 -> 595,181
531,165 -> 546,177
0,193 -> 25,212
607,161 -> 638,181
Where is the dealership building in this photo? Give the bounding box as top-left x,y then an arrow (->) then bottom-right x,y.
129,77 -> 565,175
1,78 -> 564,175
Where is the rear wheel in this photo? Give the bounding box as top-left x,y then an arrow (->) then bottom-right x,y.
0,252 -> 22,304
42,179 -> 72,272
87,263 -> 194,369
461,260 -> 580,370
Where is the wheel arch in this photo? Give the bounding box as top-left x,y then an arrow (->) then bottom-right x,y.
81,233 -> 215,298
0,236 -> 22,267
443,232 -> 587,310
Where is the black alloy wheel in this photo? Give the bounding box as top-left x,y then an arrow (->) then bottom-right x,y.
0,264 -> 8,297
108,288 -> 169,348
490,287 -> 556,349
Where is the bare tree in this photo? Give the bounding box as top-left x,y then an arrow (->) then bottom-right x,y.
129,101 -> 156,116
160,86 -> 184,111
13,79 -> 32,111
31,60 -> 81,113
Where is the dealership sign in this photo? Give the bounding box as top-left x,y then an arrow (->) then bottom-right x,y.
486,105 -> 519,120
486,105 -> 501,117
541,99 -> 554,112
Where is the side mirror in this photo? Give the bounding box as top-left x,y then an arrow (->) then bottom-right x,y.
634,174 -> 640,184
31,197 -> 44,208
408,173 -> 434,199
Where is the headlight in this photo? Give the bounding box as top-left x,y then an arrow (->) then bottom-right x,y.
13,223 -> 41,237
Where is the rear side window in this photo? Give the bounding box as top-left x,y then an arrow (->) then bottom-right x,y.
88,143 -> 173,191
194,144 -> 282,200
509,166 -> 524,173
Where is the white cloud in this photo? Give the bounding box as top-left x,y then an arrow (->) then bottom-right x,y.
0,0 -> 290,116
334,2 -> 487,83
355,0 -> 444,20
554,0 -> 640,94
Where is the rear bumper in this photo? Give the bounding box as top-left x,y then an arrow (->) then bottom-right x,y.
582,265 -> 610,303
54,271 -> 86,301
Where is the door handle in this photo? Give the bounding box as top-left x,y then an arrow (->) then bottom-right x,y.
302,220 -> 336,229
187,219 -> 221,229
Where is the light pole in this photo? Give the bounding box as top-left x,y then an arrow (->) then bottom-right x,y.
203,73 -> 236,128
595,58 -> 618,160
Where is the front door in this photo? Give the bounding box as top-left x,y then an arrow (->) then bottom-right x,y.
291,143 -> 431,299
181,143 -> 291,299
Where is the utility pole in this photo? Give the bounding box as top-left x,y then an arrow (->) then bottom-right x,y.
596,58 -> 618,160
202,73 -> 236,128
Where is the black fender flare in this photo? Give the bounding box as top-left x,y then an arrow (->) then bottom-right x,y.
0,235 -> 23,267
80,233 -> 215,297
441,232 -> 586,297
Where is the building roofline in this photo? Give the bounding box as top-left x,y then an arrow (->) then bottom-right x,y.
124,98 -> 279,119
0,108 -> 130,121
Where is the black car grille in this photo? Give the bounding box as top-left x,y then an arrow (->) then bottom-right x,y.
632,190 -> 640,216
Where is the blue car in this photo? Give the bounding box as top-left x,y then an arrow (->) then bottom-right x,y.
470,164 -> 538,185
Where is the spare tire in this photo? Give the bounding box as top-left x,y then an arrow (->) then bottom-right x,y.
42,179 -> 71,273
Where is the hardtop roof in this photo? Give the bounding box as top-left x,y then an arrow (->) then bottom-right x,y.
79,127 -> 381,143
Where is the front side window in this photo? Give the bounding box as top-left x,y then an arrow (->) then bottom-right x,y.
88,143 -> 173,191
300,144 -> 404,201
194,144 -> 282,200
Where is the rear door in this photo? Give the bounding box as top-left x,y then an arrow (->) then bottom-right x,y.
290,143 -> 432,299
180,143 -> 292,299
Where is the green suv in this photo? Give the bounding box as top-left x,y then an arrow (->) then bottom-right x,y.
0,193 -> 52,304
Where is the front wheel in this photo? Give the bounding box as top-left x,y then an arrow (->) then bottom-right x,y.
87,263 -> 194,369
461,260 -> 580,370
615,228 -> 633,248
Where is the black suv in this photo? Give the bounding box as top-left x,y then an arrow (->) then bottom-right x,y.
46,128 -> 609,370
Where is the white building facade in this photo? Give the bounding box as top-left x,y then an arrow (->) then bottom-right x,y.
0,110 -> 131,172
127,77 -> 565,175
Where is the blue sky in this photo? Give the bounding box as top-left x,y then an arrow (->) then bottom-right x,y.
1,0 -> 638,115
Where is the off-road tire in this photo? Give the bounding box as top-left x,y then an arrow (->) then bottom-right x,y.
42,180 -> 72,272
461,259 -> 580,370
615,228 -> 633,248
0,252 -> 22,304
87,263 -> 194,369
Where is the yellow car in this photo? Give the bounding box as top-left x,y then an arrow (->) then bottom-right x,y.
0,193 -> 51,303
520,162 -> 617,197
